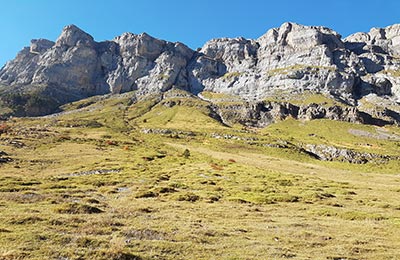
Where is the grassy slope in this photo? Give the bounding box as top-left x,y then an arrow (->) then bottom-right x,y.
1,94 -> 400,259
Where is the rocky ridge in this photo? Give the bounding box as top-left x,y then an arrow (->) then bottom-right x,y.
0,23 -> 400,122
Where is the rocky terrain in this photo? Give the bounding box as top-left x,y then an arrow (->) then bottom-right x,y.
0,23 -> 400,123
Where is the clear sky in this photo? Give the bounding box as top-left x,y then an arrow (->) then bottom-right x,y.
1,0 -> 400,67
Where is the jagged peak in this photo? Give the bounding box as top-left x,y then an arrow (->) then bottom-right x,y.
55,24 -> 94,47
30,39 -> 54,54
257,22 -> 343,50
385,23 -> 400,33
1,22 -> 400,120
139,32 -> 153,39
369,24 -> 400,40
114,31 -> 157,39
113,31 -> 166,46
283,22 -> 341,35
346,23 -> 400,42
259,22 -> 342,39
63,24 -> 83,32
344,32 -> 370,43
203,36 -> 253,45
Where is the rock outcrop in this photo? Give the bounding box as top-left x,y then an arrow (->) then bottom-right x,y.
0,23 -> 400,119
303,144 -> 394,164
0,25 -> 196,116
212,101 -> 298,127
194,23 -> 361,102
210,100 -> 393,127
345,24 -> 400,99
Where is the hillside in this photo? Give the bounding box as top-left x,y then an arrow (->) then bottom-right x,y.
1,91 -> 400,259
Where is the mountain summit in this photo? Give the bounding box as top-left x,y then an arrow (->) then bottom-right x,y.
0,23 -> 399,119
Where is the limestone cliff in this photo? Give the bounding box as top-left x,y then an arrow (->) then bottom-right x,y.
1,23 -> 399,119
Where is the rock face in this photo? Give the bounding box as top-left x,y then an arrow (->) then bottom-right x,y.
0,25 -> 195,115
211,100 -> 392,127
194,23 -> 360,102
345,24 -> 400,98
303,144 -> 394,164
1,23 -> 400,117
213,101 -> 298,127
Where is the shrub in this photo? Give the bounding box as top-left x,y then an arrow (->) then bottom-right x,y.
177,192 -> 200,202
182,149 -> 190,158
135,191 -> 158,198
142,156 -> 154,161
55,203 -> 103,214
0,123 -> 9,135
106,140 -> 118,146
210,163 -> 223,171
2,91 -> 60,116
222,71 -> 242,80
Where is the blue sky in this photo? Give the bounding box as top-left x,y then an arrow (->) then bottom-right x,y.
1,0 -> 400,66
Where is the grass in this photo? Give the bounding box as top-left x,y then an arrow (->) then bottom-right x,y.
266,64 -> 336,77
199,91 -> 243,102
1,93 -> 400,259
264,90 -> 346,107
262,117 -> 400,153
381,69 -> 400,77
134,95 -> 225,131
222,71 -> 242,80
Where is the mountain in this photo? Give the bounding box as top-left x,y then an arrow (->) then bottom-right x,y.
2,23 -> 400,260
0,23 -> 400,124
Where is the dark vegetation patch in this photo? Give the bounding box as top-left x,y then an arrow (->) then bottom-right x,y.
9,216 -> 45,225
0,90 -> 60,116
176,192 -> 200,202
55,203 -> 103,214
123,229 -> 168,241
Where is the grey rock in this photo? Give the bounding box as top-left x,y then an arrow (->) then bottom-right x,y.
30,39 -> 54,54
0,25 -> 195,115
296,103 -> 367,123
135,41 -> 194,95
1,22 -> 400,121
188,22 -> 361,103
0,24 -> 109,108
303,144 -> 395,164
200,37 -> 258,71
346,24 -> 400,56
55,24 -> 95,47
212,100 -> 370,127
0,47 -> 38,85
345,24 -> 400,100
